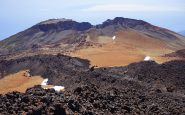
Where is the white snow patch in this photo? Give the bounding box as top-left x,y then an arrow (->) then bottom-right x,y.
52,86 -> 65,92
41,78 -> 48,85
144,56 -> 152,61
41,78 -> 65,92
112,36 -> 116,40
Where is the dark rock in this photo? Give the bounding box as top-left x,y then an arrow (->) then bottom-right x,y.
34,20 -> 93,32
166,86 -> 175,92
68,100 -> 80,112
155,89 -> 162,93
0,55 -> 185,114
122,106 -> 132,113
74,87 -> 83,94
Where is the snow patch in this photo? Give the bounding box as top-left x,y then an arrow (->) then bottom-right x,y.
52,86 -> 65,92
41,78 -> 48,85
144,56 -> 152,61
112,36 -> 116,40
41,78 -> 65,92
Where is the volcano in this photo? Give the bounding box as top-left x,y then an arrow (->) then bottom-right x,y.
0,17 -> 185,114
0,17 -> 185,66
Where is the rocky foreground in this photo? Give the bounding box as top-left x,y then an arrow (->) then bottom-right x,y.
0,83 -> 185,115
0,55 -> 185,114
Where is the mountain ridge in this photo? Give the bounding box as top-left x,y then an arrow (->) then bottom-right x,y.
0,17 -> 185,66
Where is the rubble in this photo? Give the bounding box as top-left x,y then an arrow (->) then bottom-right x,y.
0,55 -> 185,114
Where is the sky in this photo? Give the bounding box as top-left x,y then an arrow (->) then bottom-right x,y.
0,0 -> 185,40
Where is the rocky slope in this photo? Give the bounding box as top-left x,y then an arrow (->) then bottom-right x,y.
0,17 -> 185,55
0,17 -> 185,67
165,49 -> 185,58
1,83 -> 185,115
0,54 -> 185,114
0,54 -> 90,79
0,17 -> 185,114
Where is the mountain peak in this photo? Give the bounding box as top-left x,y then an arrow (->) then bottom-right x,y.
0,17 -> 184,56
38,18 -> 73,25
33,17 -> 152,32
97,17 -> 150,28
33,18 -> 93,32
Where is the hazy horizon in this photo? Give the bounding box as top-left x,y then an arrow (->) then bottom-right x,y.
1,0 -> 185,40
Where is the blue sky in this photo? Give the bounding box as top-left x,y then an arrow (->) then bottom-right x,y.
0,0 -> 185,40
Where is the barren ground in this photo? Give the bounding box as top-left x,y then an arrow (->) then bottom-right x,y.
70,30 -> 182,67
0,70 -> 44,94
